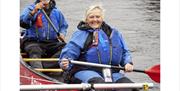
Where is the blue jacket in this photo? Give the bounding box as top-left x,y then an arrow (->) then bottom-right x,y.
20,3 -> 68,41
59,25 -> 132,70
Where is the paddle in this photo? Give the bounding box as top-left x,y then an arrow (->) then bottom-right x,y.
143,64 -> 160,83
112,64 -> 160,83
22,58 -> 160,83
41,9 -> 65,42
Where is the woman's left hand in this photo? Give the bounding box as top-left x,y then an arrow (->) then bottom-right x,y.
124,63 -> 133,72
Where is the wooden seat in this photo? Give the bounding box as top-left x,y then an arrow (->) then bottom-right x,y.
22,57 -> 62,72
34,68 -> 63,72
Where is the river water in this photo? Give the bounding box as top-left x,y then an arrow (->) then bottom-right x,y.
20,0 -> 160,91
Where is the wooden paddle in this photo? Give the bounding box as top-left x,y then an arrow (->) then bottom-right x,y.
23,58 -> 160,83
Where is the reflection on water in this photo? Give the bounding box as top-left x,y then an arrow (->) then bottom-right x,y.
144,0 -> 160,21
145,0 -> 160,12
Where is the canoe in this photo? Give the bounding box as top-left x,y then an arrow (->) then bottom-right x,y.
20,56 -> 154,90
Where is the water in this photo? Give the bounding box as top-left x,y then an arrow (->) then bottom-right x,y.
20,0 -> 160,91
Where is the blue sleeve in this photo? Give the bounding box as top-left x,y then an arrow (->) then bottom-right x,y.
56,9 -> 68,36
59,30 -> 88,61
59,30 -> 88,70
20,4 -> 35,27
118,31 -> 132,66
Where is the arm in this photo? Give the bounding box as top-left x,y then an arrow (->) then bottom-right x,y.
59,31 -> 88,70
118,32 -> 133,72
20,3 -> 44,29
57,9 -> 68,37
20,5 -> 35,29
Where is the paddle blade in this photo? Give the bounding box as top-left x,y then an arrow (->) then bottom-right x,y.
145,64 -> 160,83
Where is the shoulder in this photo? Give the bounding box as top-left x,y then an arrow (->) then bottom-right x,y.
51,8 -> 65,19
110,27 -> 123,36
104,23 -> 121,34
52,7 -> 63,14
71,29 -> 89,39
68,29 -> 90,48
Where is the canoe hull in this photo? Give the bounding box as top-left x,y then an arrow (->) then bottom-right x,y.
20,58 -> 78,91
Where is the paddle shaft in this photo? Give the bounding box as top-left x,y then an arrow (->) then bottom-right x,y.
41,9 -> 65,42
70,60 -> 145,73
23,58 -> 145,73
111,65 -> 145,73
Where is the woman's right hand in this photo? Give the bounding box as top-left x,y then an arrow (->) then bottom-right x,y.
60,58 -> 70,70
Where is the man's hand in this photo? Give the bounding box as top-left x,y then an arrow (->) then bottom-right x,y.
31,0 -> 49,16
30,2 -> 44,16
124,63 -> 133,72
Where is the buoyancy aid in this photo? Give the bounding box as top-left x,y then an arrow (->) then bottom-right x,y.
78,21 -> 124,66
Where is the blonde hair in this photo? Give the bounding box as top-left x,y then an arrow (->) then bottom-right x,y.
84,5 -> 105,21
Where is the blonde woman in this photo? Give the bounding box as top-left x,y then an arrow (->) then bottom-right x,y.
59,5 -> 138,91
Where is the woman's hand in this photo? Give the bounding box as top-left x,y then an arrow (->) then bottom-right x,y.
124,63 -> 133,72
60,58 -> 69,70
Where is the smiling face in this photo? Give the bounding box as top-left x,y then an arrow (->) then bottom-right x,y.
86,8 -> 103,29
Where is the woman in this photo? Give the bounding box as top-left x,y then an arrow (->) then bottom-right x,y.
20,0 -> 68,68
59,5 -> 138,91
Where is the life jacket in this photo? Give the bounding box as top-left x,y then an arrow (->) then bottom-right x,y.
78,21 -> 121,66
82,22 -> 131,66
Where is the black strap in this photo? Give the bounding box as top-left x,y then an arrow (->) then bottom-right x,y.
81,32 -> 93,54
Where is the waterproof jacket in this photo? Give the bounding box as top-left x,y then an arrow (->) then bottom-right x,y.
59,22 -> 132,71
20,3 -> 68,41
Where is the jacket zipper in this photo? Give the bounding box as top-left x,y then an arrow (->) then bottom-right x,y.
47,22 -> 50,40
109,40 -> 112,65
96,47 -> 102,64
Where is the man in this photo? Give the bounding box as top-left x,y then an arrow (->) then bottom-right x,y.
20,0 -> 68,68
